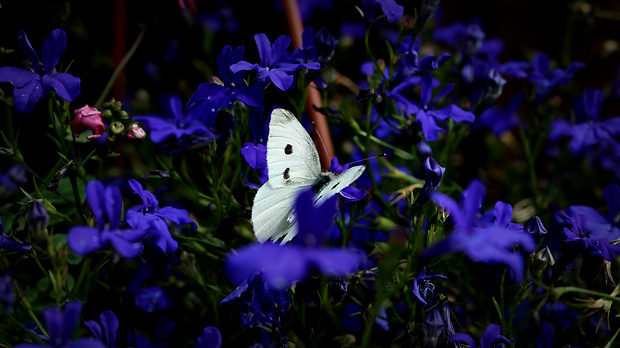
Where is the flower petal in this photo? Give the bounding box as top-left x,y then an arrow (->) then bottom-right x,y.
17,30 -> 40,73
47,73 -> 81,101
42,29 -> 67,74
67,226 -> 102,256
0,67 -> 36,88
12,76 -> 45,114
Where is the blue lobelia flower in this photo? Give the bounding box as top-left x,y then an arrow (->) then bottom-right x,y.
566,184 -> 620,242
241,106 -> 269,184
0,163 -> 28,197
394,37 -> 451,83
411,157 -> 445,213
220,272 -> 289,347
472,92 -> 524,136
229,34 -> 320,92
186,45 -> 263,125
0,29 -> 80,114
84,310 -> 119,348
449,323 -> 516,348
425,179 -> 535,281
16,301 -> 105,348
527,52 -> 584,102
411,269 -> 447,308
559,211 -> 620,262
0,215 -> 31,252
134,95 -> 213,145
359,0 -> 404,23
194,326 -> 221,348
67,181 -> 148,259
387,73 -> 475,142
549,88 -> 620,156
125,179 -> 197,254
224,189 -> 362,289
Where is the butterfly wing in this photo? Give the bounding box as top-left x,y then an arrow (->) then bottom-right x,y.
252,177 -> 307,243
266,108 -> 322,188
315,165 -> 366,205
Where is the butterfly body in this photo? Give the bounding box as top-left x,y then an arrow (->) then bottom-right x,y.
251,108 -> 365,243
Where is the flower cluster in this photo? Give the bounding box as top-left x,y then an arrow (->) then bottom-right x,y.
1,1 -> 620,347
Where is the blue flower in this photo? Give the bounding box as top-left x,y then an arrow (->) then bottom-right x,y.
84,311 -> 119,348
566,184 -> 620,241
0,29 -> 80,114
394,38 -> 451,83
221,272 -> 289,346
449,323 -> 516,348
412,269 -> 447,308
229,34 -> 320,91
67,181 -> 148,258
549,88 -> 620,156
425,179 -> 535,281
241,106 -> 269,183
527,52 -> 584,102
16,301 -> 105,348
225,189 -> 362,289
134,95 -> 213,144
0,164 -> 27,197
359,0 -> 404,23
186,45 -> 263,125
412,157 -> 445,213
387,73 -> 475,142
134,286 -> 173,313
125,179 -> 197,254
194,327 -> 221,348
0,215 -> 31,252
472,92 -> 524,136
0,271 -> 15,314
560,212 -> 620,262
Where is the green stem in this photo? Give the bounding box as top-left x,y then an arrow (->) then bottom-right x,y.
95,22 -> 149,109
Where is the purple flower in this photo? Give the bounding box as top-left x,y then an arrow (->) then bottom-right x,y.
449,323 -> 516,348
67,181 -> 148,258
473,92 -> 523,136
0,215 -> 31,252
241,106 -> 269,183
84,311 -> 119,348
220,272 -> 289,346
560,212 -> 620,262
394,38 -> 451,82
524,216 -> 548,244
425,179 -> 535,281
412,269 -> 447,307
225,189 -> 362,289
134,95 -> 213,144
0,29 -> 80,113
549,88 -> 620,156
527,52 -> 584,102
186,45 -> 263,125
387,73 -> 475,142
412,157 -> 445,212
0,164 -> 27,196
566,184 -> 620,241
194,327 -> 221,348
125,179 -> 197,254
359,0 -> 404,23
422,300 -> 455,346
134,286 -> 173,313
16,301 -> 105,348
229,34 -> 320,91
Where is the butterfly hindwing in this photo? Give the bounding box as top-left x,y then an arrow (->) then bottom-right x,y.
266,108 -> 321,188
315,165 -> 366,205
252,181 -> 308,243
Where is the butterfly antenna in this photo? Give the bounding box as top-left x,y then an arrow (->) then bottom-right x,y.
347,153 -> 386,166
312,122 -> 331,164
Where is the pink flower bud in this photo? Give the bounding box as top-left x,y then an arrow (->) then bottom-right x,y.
126,123 -> 146,140
70,105 -> 105,140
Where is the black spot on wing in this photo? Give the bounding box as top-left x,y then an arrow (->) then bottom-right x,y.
331,182 -> 340,190
285,144 -> 293,155
283,168 -> 290,179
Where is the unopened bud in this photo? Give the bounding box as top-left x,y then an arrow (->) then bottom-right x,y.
110,121 -> 125,135
126,123 -> 146,140
27,202 -> 49,241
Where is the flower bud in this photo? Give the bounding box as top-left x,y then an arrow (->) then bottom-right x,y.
119,110 -> 129,120
126,123 -> 146,140
101,109 -> 112,118
28,202 -> 49,241
524,216 -> 547,244
110,121 -> 125,135
70,105 -> 105,140
423,157 -> 445,188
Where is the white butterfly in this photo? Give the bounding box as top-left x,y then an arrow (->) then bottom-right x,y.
251,108 -> 366,244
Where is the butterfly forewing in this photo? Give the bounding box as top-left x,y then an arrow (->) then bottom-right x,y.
266,108 -> 321,188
